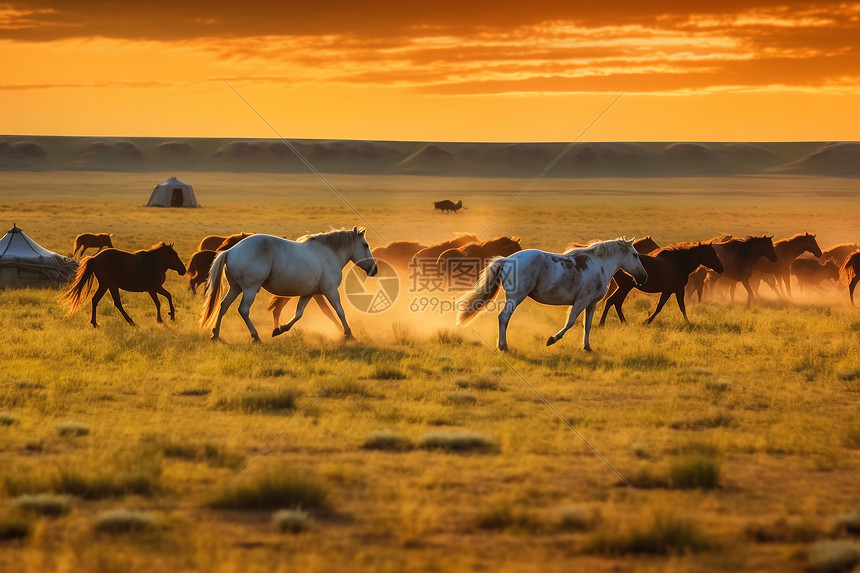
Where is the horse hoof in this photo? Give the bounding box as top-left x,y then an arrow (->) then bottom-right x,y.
546,336 -> 556,346
583,346 -> 592,353
251,335 -> 261,344
498,344 -> 508,352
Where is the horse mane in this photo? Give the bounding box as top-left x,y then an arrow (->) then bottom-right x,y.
570,238 -> 632,258
777,232 -> 813,245
653,241 -> 704,254
297,228 -> 363,250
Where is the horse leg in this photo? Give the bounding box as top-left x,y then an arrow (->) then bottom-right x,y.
90,284 -> 107,328
742,279 -> 756,307
850,277 -> 858,306
675,288 -> 689,321
644,292 -> 672,324
547,301 -> 587,349
270,297 -> 291,330
580,302 -> 598,352
237,287 -> 262,343
108,286 -> 135,325
273,296 -> 311,337
156,286 -> 176,320
313,294 -> 342,330
497,294 -> 525,352
211,282 -> 242,341
322,289 -> 353,340
783,270 -> 793,298
602,282 -> 633,325
148,291 -> 163,323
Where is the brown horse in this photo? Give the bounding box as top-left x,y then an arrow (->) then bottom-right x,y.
751,232 -> 821,298
61,243 -> 186,327
197,233 -> 253,252
599,242 -> 724,325
73,233 -> 113,258
708,236 -> 777,305
372,240 -> 428,268
436,236 -> 522,289
821,243 -> 860,265
215,233 -> 254,251
412,233 -> 478,264
791,258 -> 839,294
686,234 -> 733,302
186,250 -> 217,294
840,250 -> 860,305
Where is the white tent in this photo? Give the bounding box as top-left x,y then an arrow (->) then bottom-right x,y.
0,224 -> 78,288
146,176 -> 198,208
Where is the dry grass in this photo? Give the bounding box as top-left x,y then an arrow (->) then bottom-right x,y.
0,172 -> 858,572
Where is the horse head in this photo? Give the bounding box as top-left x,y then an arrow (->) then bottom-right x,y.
759,235 -> 778,263
160,242 -> 187,276
700,243 -> 724,273
619,238 -> 648,286
802,232 -> 823,258
351,226 -> 378,277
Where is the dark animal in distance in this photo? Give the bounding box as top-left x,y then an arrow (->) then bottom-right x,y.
790,258 -> 839,294
840,250 -> 860,305
73,233 -> 113,258
751,232 -> 821,298
61,242 -> 186,327
599,242 -> 724,325
434,200 -> 463,213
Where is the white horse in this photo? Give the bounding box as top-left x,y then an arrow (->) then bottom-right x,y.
457,238 -> 647,352
201,227 -> 377,342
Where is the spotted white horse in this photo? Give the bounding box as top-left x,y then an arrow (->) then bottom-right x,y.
457,238 -> 647,352
201,227 -> 377,342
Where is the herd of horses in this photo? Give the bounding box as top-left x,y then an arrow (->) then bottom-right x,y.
61,229 -> 860,352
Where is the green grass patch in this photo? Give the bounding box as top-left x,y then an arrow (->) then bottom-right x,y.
585,514 -> 709,555
362,430 -> 414,452
212,386 -> 299,413
668,456 -> 721,490
419,432 -> 494,453
57,421 -> 89,437
11,494 -> 73,517
93,510 -> 157,534
211,472 -> 329,511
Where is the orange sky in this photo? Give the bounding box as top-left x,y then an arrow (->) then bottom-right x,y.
1,1 -> 859,141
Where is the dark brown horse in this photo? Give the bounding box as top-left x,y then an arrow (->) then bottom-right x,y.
685,234 -> 733,303
841,250 -> 860,305
61,242 -> 186,327
434,200 -> 463,213
791,258 -> 839,294
215,233 -> 254,251
708,235 -> 777,306
751,232 -> 821,298
197,232 -> 253,252
73,233 -> 113,258
822,243 -> 860,265
371,240 -> 428,268
412,233 -> 478,264
599,242 -> 724,325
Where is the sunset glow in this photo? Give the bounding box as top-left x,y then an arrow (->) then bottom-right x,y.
1,1 -> 859,140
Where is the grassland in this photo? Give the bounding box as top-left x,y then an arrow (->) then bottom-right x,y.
0,171 -> 859,572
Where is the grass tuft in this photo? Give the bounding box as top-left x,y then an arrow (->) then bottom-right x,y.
432,330 -> 464,345
363,430 -> 414,452
419,432 -> 493,453
211,472 -> 328,511
57,421 -> 89,437
585,514 -> 709,555
12,494 -> 73,517
213,386 -> 298,413
0,518 -> 30,540
373,365 -> 407,380
444,391 -> 477,405
0,412 -> 18,426
806,540 -> 860,573
478,503 -> 543,533
744,517 -> 820,543
273,508 -> 311,533
668,456 -> 720,490
557,505 -> 600,532
93,510 -> 157,534
55,468 -> 160,499
832,511 -> 860,537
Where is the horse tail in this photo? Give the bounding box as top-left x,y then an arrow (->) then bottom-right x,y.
201,250 -> 228,329
60,257 -> 96,315
457,257 -> 506,325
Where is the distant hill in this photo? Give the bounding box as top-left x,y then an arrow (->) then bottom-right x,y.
0,136 -> 854,178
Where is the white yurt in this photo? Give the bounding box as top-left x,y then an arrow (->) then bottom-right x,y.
146,176 -> 198,207
0,224 -> 78,288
